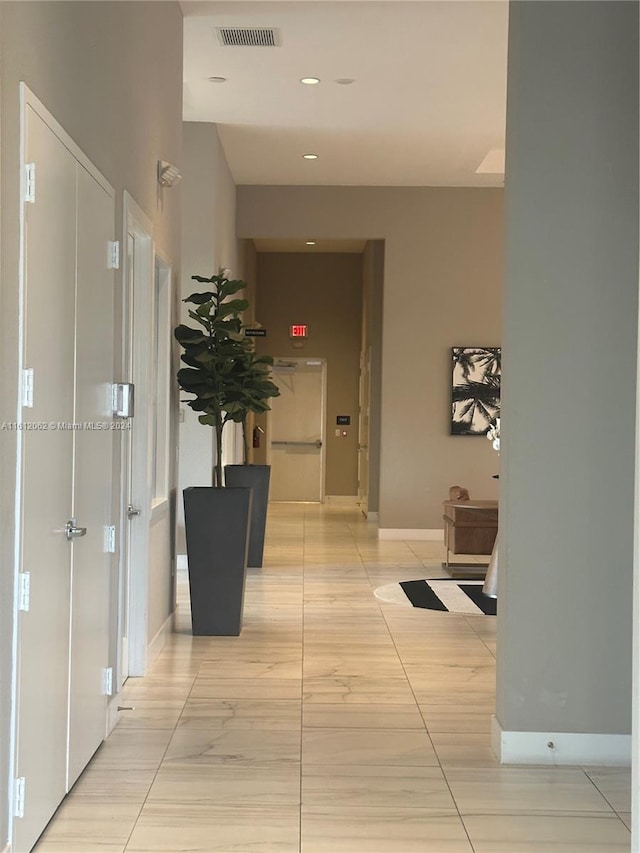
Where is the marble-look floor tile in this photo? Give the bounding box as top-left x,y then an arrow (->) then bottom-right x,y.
619,812 -> 631,830
462,813 -> 631,852
89,729 -> 173,769
403,663 -> 496,688
303,702 -> 425,730
125,804 -> 300,852
304,676 -> 416,704
147,763 -> 301,806
417,700 -> 496,716
430,732 -> 499,768
410,687 -> 495,709
38,504 -> 631,853
190,676 -> 302,700
165,726 -> 300,765
399,648 -> 495,666
197,657 -> 302,679
33,801 -> 140,852
303,655 -> 406,679
420,709 -> 492,733
179,698 -> 301,730
69,766 -> 158,803
303,728 -> 438,766
115,699 -> 185,730
585,767 -> 632,812
301,807 -> 474,852
445,767 -> 615,814
303,765 -> 456,809
121,677 -> 195,702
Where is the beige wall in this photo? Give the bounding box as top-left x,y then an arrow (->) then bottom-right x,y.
253,252 -> 363,496
0,3 -> 183,845
177,122 -> 240,551
238,186 -> 503,530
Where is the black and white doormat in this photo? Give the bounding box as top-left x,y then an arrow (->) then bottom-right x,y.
374,579 -> 496,616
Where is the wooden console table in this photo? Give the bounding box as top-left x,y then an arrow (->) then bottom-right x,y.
442,499 -> 498,577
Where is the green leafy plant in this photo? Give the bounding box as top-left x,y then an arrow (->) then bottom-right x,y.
174,273 -> 279,487
232,347 -> 280,464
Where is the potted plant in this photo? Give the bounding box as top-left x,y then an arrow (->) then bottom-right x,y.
224,344 -> 280,567
175,273 -> 255,635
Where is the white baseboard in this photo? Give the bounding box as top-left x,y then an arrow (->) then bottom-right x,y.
491,716 -> 632,766
147,611 -> 174,669
378,528 -> 443,541
177,553 -> 188,571
325,495 -> 359,505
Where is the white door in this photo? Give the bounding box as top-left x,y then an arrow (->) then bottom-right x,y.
119,194 -> 153,680
14,103 -> 76,853
68,165 -> 115,786
268,359 -> 326,502
14,94 -> 115,852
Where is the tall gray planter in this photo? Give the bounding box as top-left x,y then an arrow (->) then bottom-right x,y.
183,486 -> 252,636
224,464 -> 271,568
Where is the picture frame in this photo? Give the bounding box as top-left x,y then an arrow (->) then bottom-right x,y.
451,347 -> 501,435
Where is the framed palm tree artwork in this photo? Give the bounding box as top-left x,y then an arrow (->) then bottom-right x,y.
451,347 -> 501,435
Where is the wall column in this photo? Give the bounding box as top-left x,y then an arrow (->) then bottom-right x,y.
495,1 -> 639,765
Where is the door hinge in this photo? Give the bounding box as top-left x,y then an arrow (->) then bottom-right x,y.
107,240 -> 120,270
112,382 -> 135,418
104,525 -> 116,554
14,777 -> 25,818
102,667 -> 114,696
24,164 -> 35,204
22,368 -> 34,408
18,572 -> 31,612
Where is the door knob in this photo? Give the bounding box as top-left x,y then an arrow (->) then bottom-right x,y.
127,505 -> 141,519
315,439 -> 323,448
65,518 -> 87,541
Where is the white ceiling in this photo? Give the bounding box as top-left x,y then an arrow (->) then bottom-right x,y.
182,1 -> 508,187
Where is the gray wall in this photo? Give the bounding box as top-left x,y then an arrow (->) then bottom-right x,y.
177,122 -> 240,552
496,1 -> 638,736
0,3 -> 183,846
237,186 -> 504,530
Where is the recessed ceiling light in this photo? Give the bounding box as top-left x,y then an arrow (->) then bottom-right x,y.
306,241 -> 316,246
303,154 -> 318,160
335,78 -> 355,85
300,77 -> 320,85
208,76 -> 227,83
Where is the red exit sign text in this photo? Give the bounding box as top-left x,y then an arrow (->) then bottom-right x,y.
290,324 -> 308,338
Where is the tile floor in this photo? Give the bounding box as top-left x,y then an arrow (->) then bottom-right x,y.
34,503 -> 631,852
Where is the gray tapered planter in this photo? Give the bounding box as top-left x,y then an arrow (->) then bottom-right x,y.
183,486 -> 252,636
224,464 -> 271,568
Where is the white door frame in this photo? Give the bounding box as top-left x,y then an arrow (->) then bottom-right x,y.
118,192 -> 153,679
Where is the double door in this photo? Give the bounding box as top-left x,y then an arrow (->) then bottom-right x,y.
14,94 -> 115,852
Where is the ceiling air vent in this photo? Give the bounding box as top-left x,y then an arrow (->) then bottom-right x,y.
216,27 -> 279,47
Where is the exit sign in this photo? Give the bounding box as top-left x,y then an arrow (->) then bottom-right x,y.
290,324 -> 308,338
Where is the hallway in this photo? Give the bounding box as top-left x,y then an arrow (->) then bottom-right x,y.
34,504 -> 631,852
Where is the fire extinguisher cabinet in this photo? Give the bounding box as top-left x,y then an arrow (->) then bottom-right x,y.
224,464 -> 271,568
